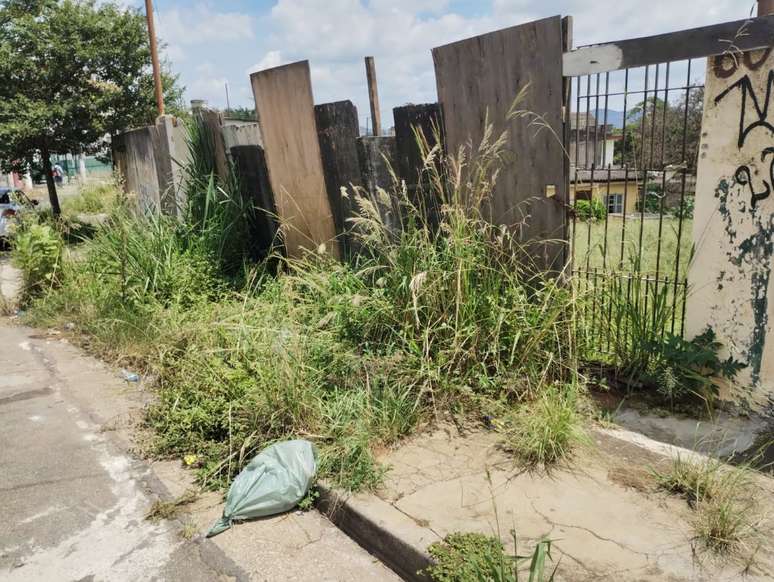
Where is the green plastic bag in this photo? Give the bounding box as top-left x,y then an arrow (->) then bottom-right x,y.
207,440 -> 318,537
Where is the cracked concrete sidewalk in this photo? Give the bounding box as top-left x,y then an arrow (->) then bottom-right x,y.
0,320 -> 400,581
335,423 -> 774,581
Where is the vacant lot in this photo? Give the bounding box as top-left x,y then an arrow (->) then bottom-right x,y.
572,216 -> 694,279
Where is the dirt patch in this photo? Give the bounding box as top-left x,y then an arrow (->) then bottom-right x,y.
607,465 -> 656,493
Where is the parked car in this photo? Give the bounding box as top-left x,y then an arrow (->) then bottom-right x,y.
0,188 -> 37,242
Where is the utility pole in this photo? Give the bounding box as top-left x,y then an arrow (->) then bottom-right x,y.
145,0 -> 165,116
759,0 -> 774,15
225,82 -> 231,114
364,57 -> 381,137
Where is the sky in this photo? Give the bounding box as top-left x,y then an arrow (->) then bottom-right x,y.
127,0 -> 757,129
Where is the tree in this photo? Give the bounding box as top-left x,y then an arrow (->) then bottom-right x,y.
0,0 -> 183,215
614,87 -> 704,172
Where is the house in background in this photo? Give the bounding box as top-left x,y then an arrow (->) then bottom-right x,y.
569,113 -> 619,170
569,112 -> 697,216
569,112 -> 637,214
572,168 -> 644,215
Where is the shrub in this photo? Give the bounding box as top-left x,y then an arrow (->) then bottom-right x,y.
426,532 -> 557,582
648,329 -> 745,410
671,195 -> 695,219
12,222 -> 63,300
574,199 -> 606,221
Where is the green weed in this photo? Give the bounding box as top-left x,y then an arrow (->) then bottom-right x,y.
501,383 -> 589,468
655,455 -> 765,553
426,532 -> 557,582
11,221 -> 63,301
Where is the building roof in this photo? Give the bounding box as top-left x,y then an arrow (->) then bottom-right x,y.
573,168 -> 661,183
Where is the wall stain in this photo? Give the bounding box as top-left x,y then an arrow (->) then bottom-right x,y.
715,178 -> 774,386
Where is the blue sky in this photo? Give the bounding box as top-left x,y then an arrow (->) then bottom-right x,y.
131,0 -> 754,128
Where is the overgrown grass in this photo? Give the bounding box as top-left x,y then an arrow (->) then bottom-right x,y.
501,383 -> 589,467
23,116 -> 590,491
655,454 -> 766,553
572,216 -> 693,278
61,181 -> 119,216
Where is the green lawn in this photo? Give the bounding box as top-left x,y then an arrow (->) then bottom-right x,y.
572,216 -> 693,280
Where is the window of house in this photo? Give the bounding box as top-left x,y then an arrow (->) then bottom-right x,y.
606,193 -> 624,214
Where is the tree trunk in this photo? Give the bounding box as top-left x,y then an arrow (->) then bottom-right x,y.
41,143 -> 61,216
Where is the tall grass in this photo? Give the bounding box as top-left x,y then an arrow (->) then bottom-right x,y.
24,116 -> 589,490
655,454 -> 766,553
181,115 -> 263,276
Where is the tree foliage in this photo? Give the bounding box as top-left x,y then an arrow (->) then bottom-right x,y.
614,88 -> 704,172
0,0 -> 183,213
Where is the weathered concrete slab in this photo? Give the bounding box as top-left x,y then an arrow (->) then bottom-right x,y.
687,49 -> 774,412
112,115 -> 189,216
357,136 -> 400,235
112,125 -> 159,211
433,17 -> 568,270
315,100 -> 362,257
250,61 -> 339,258
231,144 -> 279,259
393,103 -> 443,230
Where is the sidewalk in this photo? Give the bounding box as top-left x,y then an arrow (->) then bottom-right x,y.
0,321 -> 399,581
322,424 -> 774,581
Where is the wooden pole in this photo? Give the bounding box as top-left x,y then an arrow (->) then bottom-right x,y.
759,0 -> 774,15
145,0 -> 165,116
364,57 -> 382,136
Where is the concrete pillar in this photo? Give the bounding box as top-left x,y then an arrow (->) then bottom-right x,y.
154,115 -> 190,217
22,172 -> 32,191
686,47 -> 774,410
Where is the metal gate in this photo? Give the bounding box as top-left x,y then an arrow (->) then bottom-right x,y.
562,15 -> 774,360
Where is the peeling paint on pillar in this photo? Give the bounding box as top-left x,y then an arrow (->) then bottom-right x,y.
687,49 -> 774,412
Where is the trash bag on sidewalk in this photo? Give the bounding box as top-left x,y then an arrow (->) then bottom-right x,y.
206,440 -> 318,537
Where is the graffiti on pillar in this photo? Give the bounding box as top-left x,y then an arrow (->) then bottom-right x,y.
709,55 -> 774,388
733,148 -> 774,209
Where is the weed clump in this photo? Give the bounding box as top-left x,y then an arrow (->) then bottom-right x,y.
426,532 -> 556,582
501,383 -> 589,467
12,221 -> 63,301
655,455 -> 764,553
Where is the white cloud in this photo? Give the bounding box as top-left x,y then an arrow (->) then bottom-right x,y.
155,4 -> 253,66
247,50 -> 286,75
169,0 -> 755,120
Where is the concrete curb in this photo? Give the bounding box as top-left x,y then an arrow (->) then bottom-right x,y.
317,484 -> 436,582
